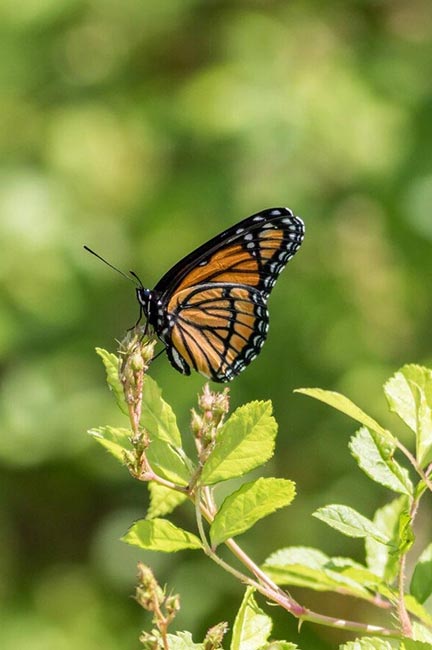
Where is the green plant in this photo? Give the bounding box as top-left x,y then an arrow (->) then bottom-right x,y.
90,330 -> 432,649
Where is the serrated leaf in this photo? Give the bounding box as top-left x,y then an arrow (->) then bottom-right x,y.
349,427 -> 413,496
142,375 -> 182,447
404,594 -> 432,629
88,425 -> 131,463
262,547 -> 380,601
146,438 -> 191,486
384,365 -> 432,467
201,401 -> 277,485
365,497 -> 409,581
410,542 -> 432,604
210,478 -> 295,547
147,481 -> 187,519
96,348 -> 128,415
295,388 -> 394,447
412,621 -> 432,644
166,632 -> 203,650
401,640 -> 432,650
122,518 -> 201,552
313,505 -> 390,544
339,639 -> 394,650
231,588 -> 272,650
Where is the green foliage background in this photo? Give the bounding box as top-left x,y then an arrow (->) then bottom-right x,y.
1,1 -> 431,647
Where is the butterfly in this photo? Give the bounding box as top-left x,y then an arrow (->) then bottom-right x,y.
135,207 -> 305,382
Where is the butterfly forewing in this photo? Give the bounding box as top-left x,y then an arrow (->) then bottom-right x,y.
154,207 -> 304,302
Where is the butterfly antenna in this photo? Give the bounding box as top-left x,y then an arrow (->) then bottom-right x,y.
83,245 -> 139,286
129,270 -> 144,288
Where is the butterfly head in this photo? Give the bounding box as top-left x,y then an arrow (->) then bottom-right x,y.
136,287 -> 152,318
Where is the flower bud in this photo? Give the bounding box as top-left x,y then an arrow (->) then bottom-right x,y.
204,622 -> 229,650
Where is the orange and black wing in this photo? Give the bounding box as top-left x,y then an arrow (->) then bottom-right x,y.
146,207 -> 304,381
165,283 -> 269,382
154,207 -> 305,303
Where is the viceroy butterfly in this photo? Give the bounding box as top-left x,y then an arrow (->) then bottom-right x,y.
85,207 -> 304,382
137,207 -> 305,382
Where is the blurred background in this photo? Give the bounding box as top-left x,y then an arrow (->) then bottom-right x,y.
1,0 -> 432,647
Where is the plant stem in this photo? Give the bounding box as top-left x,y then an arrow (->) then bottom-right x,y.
396,488 -> 422,636
196,490 -> 398,637
396,440 -> 432,492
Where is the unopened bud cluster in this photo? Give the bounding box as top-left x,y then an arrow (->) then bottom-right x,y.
136,562 -> 180,647
136,562 -> 164,611
204,621 -> 229,650
191,384 -> 230,461
119,329 -> 157,389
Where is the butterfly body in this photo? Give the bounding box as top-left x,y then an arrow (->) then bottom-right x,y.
137,207 -> 305,382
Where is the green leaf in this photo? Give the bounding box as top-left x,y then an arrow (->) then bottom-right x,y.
96,348 -> 128,415
365,497 -> 409,581
398,510 -> 414,554
137,376 -> 192,485
410,542 -> 432,604
262,547 -> 380,601
339,640 -> 394,650
412,621 -> 432,644
349,427 -> 413,495
122,518 -> 201,552
166,632 -> 203,650
210,478 -> 295,547
384,365 -> 432,467
147,481 -> 188,519
146,437 -> 191,486
405,595 -> 432,629
231,587 -> 272,650
141,375 -> 182,447
201,401 -> 277,485
401,641 -> 432,650
295,388 -> 394,446
313,505 -> 390,544
88,425 -> 131,463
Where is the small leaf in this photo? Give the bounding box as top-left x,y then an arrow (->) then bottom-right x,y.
365,497 -> 409,581
398,510 -> 415,554
166,632 -> 203,650
210,478 -> 295,547
89,425 -> 131,463
96,348 -> 128,414
349,427 -> 413,495
146,438 -> 191,486
122,518 -> 201,552
295,388 -> 394,446
142,376 -> 182,447
201,401 -> 277,485
401,641 -> 432,650
262,547 -> 379,601
231,587 -> 272,650
410,542 -> 432,604
404,596 -> 432,629
412,621 -> 432,644
313,505 -> 390,544
384,365 -> 432,467
340,640 -> 394,650
147,481 -> 187,519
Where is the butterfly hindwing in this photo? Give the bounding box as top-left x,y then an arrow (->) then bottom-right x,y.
166,283 -> 269,382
